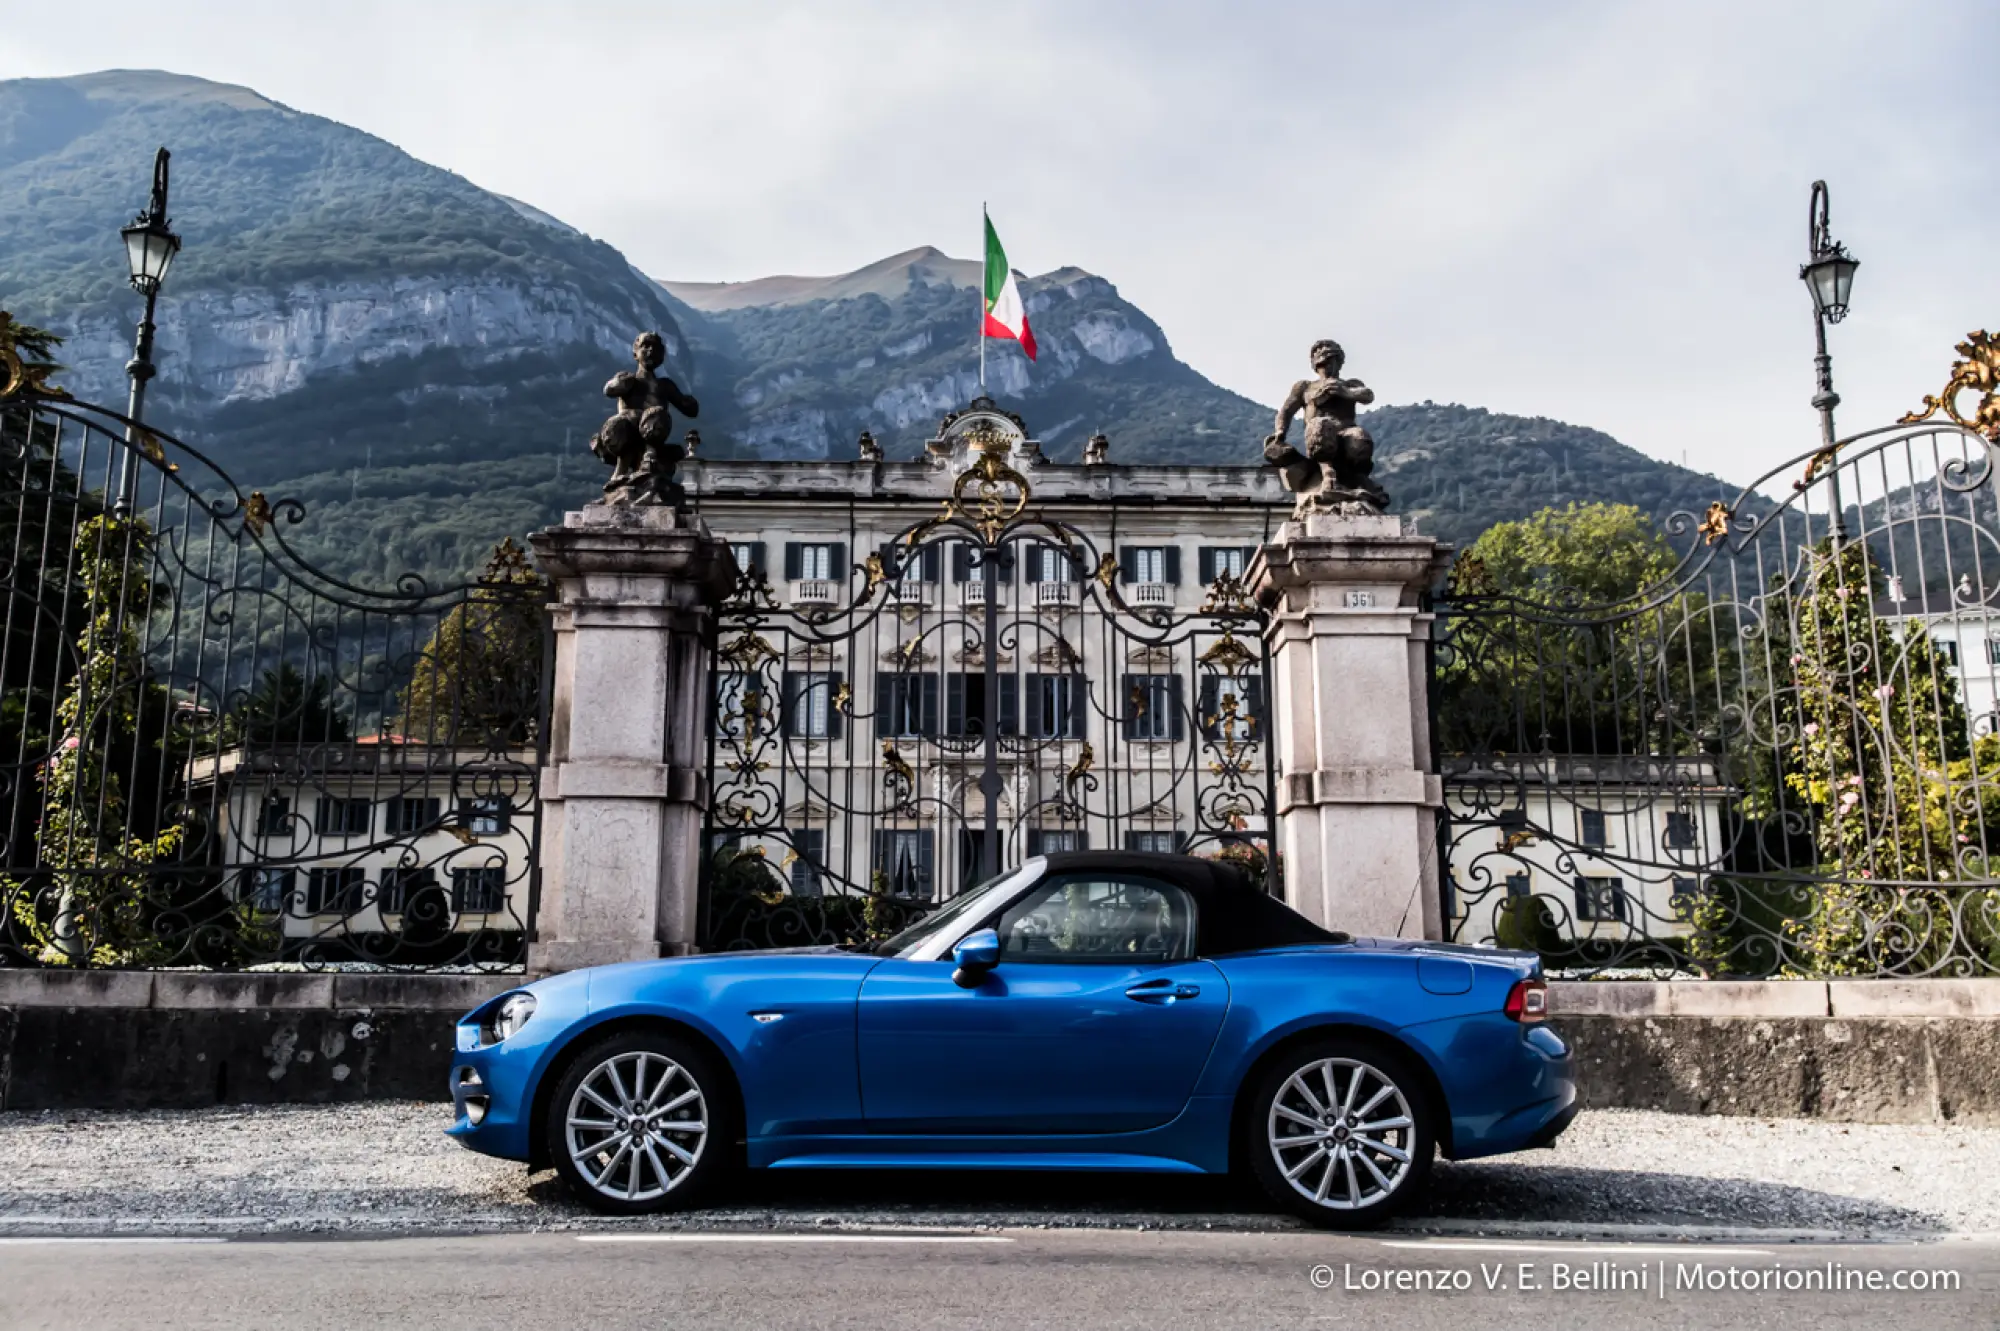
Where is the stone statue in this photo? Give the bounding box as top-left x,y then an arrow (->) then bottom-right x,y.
1083,430 -> 1110,466
1264,339 -> 1388,516
856,429 -> 883,461
589,331 -> 699,508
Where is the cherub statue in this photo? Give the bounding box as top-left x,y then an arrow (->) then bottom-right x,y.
1264,339 -> 1389,516
589,331 -> 699,507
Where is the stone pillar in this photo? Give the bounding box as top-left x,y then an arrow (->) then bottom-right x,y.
1249,514 -> 1454,940
528,507 -> 736,972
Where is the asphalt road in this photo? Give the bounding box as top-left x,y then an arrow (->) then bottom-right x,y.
0,1230 -> 1992,1331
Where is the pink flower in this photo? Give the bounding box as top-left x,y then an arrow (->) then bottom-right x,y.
1839,791 -> 1860,809
1790,654 -> 1804,665
1803,723 -> 1819,737
1873,684 -> 1895,701
1836,586 -> 1851,599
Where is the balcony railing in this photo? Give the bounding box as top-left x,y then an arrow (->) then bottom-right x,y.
1130,582 -> 1172,606
1035,581 -> 1078,609
885,581 -> 931,606
960,582 -> 1006,608
791,579 -> 838,605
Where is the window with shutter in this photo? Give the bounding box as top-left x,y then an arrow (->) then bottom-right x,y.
453,866 -> 507,913
946,673 -> 1017,737
316,797 -> 371,838
461,796 -> 511,836
873,829 -> 935,899
1123,673 -> 1182,741
876,674 -> 936,738
1200,546 -> 1249,582
1199,676 -> 1266,742
257,795 -> 292,837
380,867 -> 439,914
1025,673 -> 1085,740
787,829 -> 827,896
1574,875 -> 1627,922
783,671 -> 840,739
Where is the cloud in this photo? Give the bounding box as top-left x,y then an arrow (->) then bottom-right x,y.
4,0 -> 1993,492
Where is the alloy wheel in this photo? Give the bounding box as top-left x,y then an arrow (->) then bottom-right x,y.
1265,1056 -> 1416,1211
564,1050 -> 709,1202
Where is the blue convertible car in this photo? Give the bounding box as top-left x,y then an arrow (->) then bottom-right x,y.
449,851 -> 1575,1226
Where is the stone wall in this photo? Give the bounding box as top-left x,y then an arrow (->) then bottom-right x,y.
0,972 -> 510,1111
1,972 -> 1995,1121
1550,978 -> 2000,1126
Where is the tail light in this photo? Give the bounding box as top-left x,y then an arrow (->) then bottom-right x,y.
1504,978 -> 1548,1023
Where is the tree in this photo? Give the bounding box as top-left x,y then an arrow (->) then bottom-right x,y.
1439,502 -> 1723,758
1453,501 -> 1680,609
5,514 -> 188,964
227,663 -> 352,745
396,538 -> 548,747
1770,538 -> 2000,975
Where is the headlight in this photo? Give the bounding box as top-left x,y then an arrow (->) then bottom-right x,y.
488,992 -> 537,1044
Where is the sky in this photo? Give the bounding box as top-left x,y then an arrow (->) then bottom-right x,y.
3,0 -> 1995,491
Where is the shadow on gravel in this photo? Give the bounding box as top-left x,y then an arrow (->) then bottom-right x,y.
515,1158 -> 1942,1236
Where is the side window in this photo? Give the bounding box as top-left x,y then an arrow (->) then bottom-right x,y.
995,875 -> 1194,963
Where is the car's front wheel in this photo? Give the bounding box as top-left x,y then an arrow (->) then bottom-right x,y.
1245,1038 -> 1434,1228
546,1031 -> 732,1214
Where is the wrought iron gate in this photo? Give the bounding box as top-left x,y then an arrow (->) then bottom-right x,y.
0,340 -> 547,971
1433,354 -> 2000,979
699,405 -> 1278,950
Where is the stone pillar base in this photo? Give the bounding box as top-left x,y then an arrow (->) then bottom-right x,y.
526,505 -> 736,974
1251,513 -> 1453,939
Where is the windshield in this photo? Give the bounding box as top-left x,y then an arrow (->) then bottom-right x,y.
870,859 -> 1044,958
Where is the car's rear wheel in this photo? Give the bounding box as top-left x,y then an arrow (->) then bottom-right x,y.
1245,1038 -> 1434,1228
546,1031 -> 732,1215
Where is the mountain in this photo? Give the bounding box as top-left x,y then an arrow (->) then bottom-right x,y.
656,247 -> 1269,464
0,70 -> 1752,586
0,69 -> 703,582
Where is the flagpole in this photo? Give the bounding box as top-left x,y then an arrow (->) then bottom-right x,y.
979,202 -> 987,393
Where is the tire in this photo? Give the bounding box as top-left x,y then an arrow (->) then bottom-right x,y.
1243,1038 -> 1435,1229
546,1030 -> 735,1215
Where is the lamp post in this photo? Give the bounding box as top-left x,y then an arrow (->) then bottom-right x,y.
114,147 -> 181,515
1801,179 -> 1860,543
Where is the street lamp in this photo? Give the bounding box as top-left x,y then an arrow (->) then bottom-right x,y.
114,147 -> 180,514
1801,179 -> 1858,542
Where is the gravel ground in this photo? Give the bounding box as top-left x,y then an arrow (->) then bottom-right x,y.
0,1103 -> 1994,1240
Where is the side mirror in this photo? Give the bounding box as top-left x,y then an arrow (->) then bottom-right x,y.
951,928 -> 1000,989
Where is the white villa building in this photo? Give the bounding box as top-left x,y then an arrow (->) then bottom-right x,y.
1876,578 -> 2000,737
190,741 -> 537,951
1441,755 -> 1733,946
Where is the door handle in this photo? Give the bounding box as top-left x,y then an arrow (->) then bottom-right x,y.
1125,980 -> 1200,1004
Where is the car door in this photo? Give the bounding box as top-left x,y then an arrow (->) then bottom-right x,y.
857,871 -> 1227,1134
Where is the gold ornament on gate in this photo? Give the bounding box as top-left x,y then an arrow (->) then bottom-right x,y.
1902,331 -> 2000,442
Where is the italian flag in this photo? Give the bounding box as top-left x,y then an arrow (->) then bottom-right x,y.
982,212 -> 1037,361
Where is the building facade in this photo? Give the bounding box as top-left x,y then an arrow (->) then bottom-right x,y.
1441,755 -> 1733,949
684,407 -> 1289,907
192,742 -> 537,955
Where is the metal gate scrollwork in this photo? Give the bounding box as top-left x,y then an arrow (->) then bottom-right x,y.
700,402 -> 1279,950
1435,339 -> 2000,979
0,329 -> 547,971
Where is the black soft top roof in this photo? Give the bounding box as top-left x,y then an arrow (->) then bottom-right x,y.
1035,850 -> 1348,956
